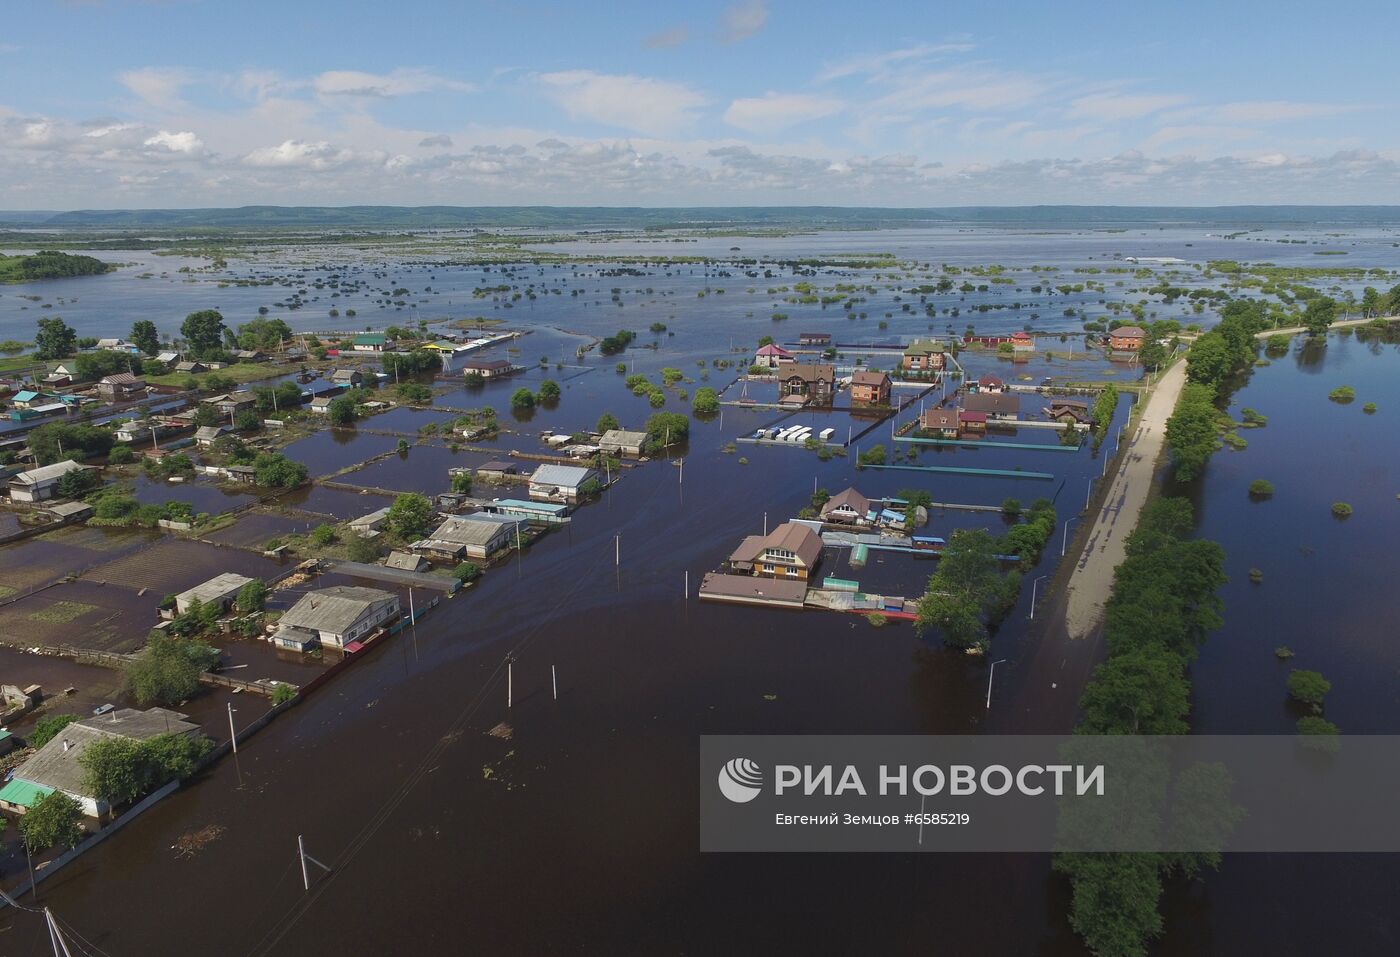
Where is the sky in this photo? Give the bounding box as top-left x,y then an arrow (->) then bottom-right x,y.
1,0 -> 1398,209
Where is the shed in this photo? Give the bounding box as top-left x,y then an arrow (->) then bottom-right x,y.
385,551 -> 429,573
174,572 -> 254,615
598,429 -> 648,456
528,463 -> 599,503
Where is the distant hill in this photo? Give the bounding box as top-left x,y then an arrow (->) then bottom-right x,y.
4,204 -> 1400,230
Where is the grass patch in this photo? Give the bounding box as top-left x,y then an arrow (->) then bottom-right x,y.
143,362 -> 299,388
29,600 -> 98,623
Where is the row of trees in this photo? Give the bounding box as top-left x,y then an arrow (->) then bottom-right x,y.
1166,300 -> 1275,480
1054,498 -> 1229,957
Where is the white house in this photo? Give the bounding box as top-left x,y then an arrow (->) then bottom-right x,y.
528,463 -> 599,503
8,460 -> 91,502
272,586 -> 400,652
414,514 -> 523,560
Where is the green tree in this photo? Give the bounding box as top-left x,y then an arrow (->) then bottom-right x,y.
914,529 -> 1014,649
596,411 -> 620,433
125,634 -> 217,706
34,316 -> 77,360
130,319 -> 160,356
29,712 -> 82,749
80,733 -> 213,806
451,471 -> 473,494
180,309 -> 226,358
1053,853 -> 1165,957
1078,646 -> 1191,734
537,379 -> 561,402
1287,669 -> 1331,709
55,467 -> 101,499
510,387 -> 536,410
642,411 -> 689,454
1302,297 -> 1336,337
235,317 -> 292,351
1165,383 -> 1220,481
386,492 -> 433,540
692,387 -> 720,415
236,579 -> 268,612
18,791 -> 84,852
327,395 -> 358,426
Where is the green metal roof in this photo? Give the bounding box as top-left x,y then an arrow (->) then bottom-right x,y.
0,778 -> 55,809
0,729 -> 11,740
903,339 -> 946,355
353,333 -> 387,345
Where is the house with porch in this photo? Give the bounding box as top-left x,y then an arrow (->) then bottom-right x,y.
975,374 -> 1006,393
273,586 -> 400,652
820,488 -> 871,525
780,363 -> 836,405
528,463 -> 599,503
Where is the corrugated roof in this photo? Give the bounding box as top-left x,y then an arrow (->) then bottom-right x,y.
922,408 -> 959,430
0,778 -> 54,809
530,463 -> 595,488
424,515 -> 521,547
175,572 -> 253,606
11,460 -> 88,486
13,708 -> 198,798
599,429 -> 648,447
280,586 -> 397,634
1112,326 -> 1146,338
730,522 -> 823,568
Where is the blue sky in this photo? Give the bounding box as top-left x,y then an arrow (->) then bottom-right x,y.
2,0 -> 1397,208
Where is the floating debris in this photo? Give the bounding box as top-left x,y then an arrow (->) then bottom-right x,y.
487,722 -> 513,740
173,824 -> 225,858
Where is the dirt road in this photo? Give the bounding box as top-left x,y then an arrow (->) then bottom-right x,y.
1062,357 -> 1188,639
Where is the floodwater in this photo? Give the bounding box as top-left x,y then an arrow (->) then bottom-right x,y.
2,226 -> 1398,954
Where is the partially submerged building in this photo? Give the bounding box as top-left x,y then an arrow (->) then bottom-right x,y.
902,340 -> 946,374
598,429 -> 648,457
820,488 -> 872,525
174,572 -> 254,615
780,363 -> 836,405
272,586 -> 401,652
962,392 -> 1021,421
849,370 -> 891,405
7,460 -> 91,503
414,514 -> 523,561
528,463 -> 599,503
727,522 -> 824,581
0,708 -> 200,819
920,408 -> 960,438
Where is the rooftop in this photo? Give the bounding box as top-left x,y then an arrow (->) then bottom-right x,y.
963,393 -> 1021,415
530,463 -> 596,487
599,429 -> 648,447
730,522 -> 823,568
13,708 -> 198,798
1112,326 -> 1147,338
11,460 -> 88,486
280,585 -> 397,635
904,339 -> 946,355
175,572 -> 254,607
822,487 -> 871,517
423,514 -> 522,548
851,370 -> 889,386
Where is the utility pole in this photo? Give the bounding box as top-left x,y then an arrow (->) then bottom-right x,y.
551,665 -> 557,701
298,835 -> 331,891
227,703 -> 238,754
985,659 -> 1008,710
507,658 -> 513,708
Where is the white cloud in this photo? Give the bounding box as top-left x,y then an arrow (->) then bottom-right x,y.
1209,100 -> 1360,123
818,42 -> 977,82
537,70 -> 707,135
312,69 -> 473,98
724,92 -> 844,132
1141,125 -> 1257,150
119,67 -> 194,110
645,25 -> 689,49
720,0 -> 768,43
1067,92 -> 1189,122
143,130 -> 204,154
419,134 -> 453,148
243,139 -> 365,169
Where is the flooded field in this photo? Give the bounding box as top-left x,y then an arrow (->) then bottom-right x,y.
2,225 -> 1397,954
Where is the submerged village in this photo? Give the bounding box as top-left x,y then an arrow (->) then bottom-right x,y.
0,230 -> 1394,957
0,299 -> 1142,882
